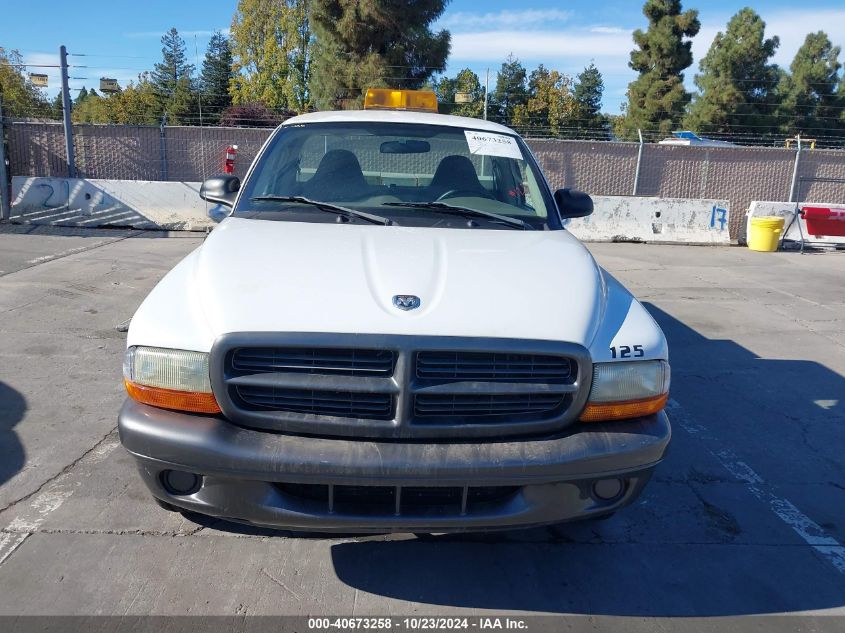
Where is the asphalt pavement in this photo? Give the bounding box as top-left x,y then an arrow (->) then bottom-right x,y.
0,224 -> 844,628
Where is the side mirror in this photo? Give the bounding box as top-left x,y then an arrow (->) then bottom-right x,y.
200,175 -> 240,208
554,188 -> 593,219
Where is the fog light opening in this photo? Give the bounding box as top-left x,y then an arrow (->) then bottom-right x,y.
160,470 -> 202,496
592,478 -> 625,502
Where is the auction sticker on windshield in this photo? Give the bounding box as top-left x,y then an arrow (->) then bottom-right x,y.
464,131 -> 523,160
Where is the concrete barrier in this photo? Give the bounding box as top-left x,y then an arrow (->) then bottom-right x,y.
10,177 -> 731,244
568,196 -> 731,245
746,201 -> 845,247
11,177 -> 211,231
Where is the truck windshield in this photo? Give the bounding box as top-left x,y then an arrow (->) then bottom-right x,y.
235,122 -> 560,230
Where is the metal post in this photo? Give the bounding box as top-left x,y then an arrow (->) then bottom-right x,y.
789,134 -> 803,203
0,98 -> 11,220
632,129 -> 644,196
159,113 -> 168,181
59,45 -> 76,178
483,68 -> 489,121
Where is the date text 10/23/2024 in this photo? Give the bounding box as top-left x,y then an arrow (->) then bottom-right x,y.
307,617 -> 529,631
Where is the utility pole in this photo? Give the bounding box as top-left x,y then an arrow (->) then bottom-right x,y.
789,134 -> 803,203
59,45 -> 76,178
0,98 -> 10,220
632,129 -> 644,196
483,68 -> 489,121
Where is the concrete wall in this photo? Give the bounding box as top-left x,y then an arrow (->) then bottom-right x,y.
11,177 -> 211,231
746,201 -> 845,247
568,196 -> 730,245
11,176 -> 731,243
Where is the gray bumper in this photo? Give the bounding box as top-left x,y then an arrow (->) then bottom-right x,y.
119,400 -> 671,532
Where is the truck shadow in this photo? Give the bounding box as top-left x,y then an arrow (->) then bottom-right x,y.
0,382 -> 27,488
329,303 -> 845,616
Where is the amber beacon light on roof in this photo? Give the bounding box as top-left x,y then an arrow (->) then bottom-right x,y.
363,88 -> 438,113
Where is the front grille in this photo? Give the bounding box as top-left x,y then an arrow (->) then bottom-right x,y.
277,482 -> 520,516
213,334 -> 590,440
235,385 -> 394,420
231,347 -> 395,377
414,393 -> 565,418
417,351 -> 573,382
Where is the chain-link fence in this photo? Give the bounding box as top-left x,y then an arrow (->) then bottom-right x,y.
7,122 -> 845,239
5,122 -> 271,182
517,140 -> 845,238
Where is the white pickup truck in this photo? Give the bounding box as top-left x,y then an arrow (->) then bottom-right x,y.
118,89 -> 670,534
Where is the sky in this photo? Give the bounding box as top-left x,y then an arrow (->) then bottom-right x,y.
2,0 -> 845,113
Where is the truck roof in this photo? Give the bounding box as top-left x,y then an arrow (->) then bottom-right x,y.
282,109 -> 518,135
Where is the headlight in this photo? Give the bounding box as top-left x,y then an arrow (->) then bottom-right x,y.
123,346 -> 220,414
580,360 -> 670,422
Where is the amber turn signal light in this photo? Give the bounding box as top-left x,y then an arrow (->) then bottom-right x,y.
579,393 -> 668,423
124,380 -> 221,414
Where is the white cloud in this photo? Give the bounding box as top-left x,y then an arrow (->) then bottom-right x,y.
590,26 -> 628,34
446,27 -> 636,112
441,9 -> 573,31
450,29 -> 633,63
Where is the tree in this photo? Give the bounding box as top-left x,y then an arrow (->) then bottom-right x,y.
573,63 -> 608,138
436,68 -> 484,118
778,31 -> 842,140
219,102 -> 285,127
50,93 -> 63,120
151,28 -> 196,123
841,74 -> 845,129
108,74 -> 162,125
491,54 -> 528,124
512,65 -> 576,136
200,31 -> 234,123
684,9 -> 780,138
620,0 -> 700,139
309,0 -> 450,110
229,0 -> 311,112
72,92 -> 112,123
152,28 -> 195,96
0,47 -> 51,119
74,86 -> 89,106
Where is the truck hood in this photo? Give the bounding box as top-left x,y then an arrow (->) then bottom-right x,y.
190,217 -> 605,346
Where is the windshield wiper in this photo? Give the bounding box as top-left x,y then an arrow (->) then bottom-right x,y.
382,201 -> 531,230
249,195 -> 392,226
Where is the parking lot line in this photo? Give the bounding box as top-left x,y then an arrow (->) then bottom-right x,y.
667,398 -> 845,575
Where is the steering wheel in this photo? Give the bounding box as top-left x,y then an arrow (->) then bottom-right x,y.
436,188 -> 493,201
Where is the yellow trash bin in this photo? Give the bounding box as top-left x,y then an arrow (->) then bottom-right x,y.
748,216 -> 785,252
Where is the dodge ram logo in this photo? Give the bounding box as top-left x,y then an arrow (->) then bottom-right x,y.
392,295 -> 421,311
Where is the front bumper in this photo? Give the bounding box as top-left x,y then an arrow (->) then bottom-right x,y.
118,400 -> 671,533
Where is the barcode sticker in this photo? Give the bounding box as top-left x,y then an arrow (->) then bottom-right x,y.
464,131 -> 523,160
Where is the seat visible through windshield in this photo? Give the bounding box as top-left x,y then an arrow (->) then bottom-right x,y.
237,122 -> 556,228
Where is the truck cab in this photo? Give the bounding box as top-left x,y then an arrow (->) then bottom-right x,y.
118,90 -> 670,533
